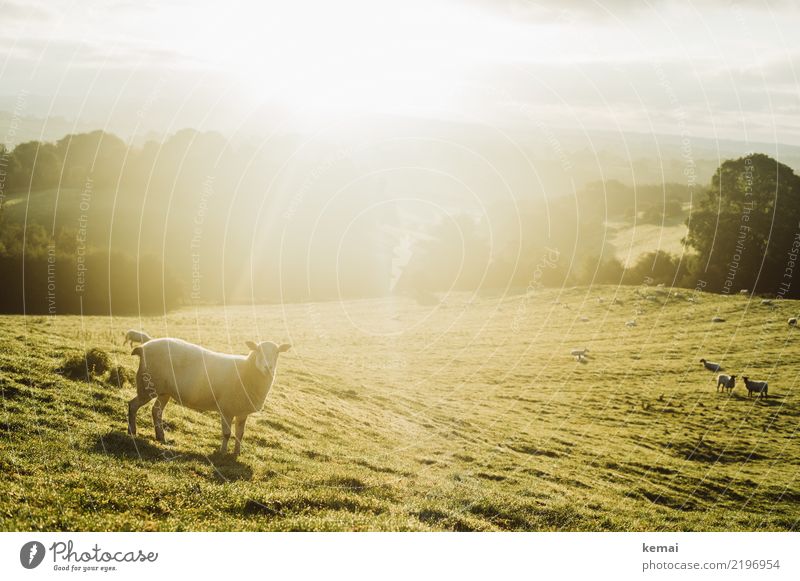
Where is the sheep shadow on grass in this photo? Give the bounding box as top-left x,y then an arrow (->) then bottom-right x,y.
731,393 -> 787,407
91,430 -> 209,462
91,430 -> 253,482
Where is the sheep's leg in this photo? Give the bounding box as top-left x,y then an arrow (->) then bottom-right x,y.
127,394 -> 152,436
233,416 -> 248,457
152,394 -> 170,443
219,413 -> 233,454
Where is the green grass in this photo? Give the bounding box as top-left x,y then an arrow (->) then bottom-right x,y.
1,285 -> 799,531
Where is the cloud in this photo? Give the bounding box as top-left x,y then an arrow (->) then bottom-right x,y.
465,0 -> 798,23
2,0 -> 53,22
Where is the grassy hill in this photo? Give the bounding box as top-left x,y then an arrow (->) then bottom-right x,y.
1,286 -> 799,531
608,220 -> 689,267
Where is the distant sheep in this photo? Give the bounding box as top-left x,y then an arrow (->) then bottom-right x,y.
739,289 -> 749,295
578,316 -> 589,322
716,374 -> 736,393
761,299 -> 774,306
625,319 -> 637,327
128,338 -> 291,456
789,317 -> 797,327
742,376 -> 768,399
711,316 -> 726,323
124,329 -> 152,347
570,348 -> 589,357
700,358 -> 722,372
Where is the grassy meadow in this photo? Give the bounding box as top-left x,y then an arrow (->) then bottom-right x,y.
1,285 -> 799,531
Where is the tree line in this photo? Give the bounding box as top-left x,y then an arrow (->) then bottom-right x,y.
1,128 -> 799,314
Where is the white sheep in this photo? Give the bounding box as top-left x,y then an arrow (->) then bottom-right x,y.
788,317 -> 797,327
761,299 -> 774,306
124,329 -> 152,347
739,289 -> 749,295
742,376 -> 768,399
716,374 -> 736,393
570,348 -> 589,357
711,316 -> 726,323
128,338 -> 291,456
700,358 -> 722,372
625,319 -> 637,327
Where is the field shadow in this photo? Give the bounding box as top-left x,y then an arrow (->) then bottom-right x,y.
667,439 -> 768,463
91,430 -> 253,482
206,451 -> 254,483
91,430 -> 209,462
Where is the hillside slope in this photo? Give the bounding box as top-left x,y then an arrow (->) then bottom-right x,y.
1,286 -> 798,531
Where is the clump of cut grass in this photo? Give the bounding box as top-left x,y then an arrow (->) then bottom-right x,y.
58,347 -> 112,382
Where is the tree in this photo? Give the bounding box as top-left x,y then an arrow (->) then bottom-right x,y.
624,251 -> 687,286
684,154 -> 800,295
9,141 -> 61,190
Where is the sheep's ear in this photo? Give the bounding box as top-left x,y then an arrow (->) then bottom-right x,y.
246,341 -> 258,351
278,343 -> 292,353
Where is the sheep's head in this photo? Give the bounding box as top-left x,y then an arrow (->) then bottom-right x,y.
246,341 -> 292,376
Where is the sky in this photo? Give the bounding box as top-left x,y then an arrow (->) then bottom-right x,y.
2,0 -> 800,145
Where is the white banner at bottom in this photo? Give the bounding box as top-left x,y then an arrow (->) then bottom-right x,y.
1,532 -> 797,580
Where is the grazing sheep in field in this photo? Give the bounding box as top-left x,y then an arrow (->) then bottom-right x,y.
124,329 -> 152,347
716,374 -> 736,393
742,376 -> 768,399
789,317 -> 797,327
700,358 -> 722,372
761,299 -> 774,306
711,316 -> 726,323
739,289 -> 749,295
128,338 -> 291,456
570,348 -> 589,357
625,319 -> 637,327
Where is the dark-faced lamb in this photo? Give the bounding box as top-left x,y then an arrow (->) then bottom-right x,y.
716,374 -> 736,393
742,376 -> 768,399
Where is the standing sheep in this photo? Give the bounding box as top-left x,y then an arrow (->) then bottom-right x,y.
716,374 -> 736,393
124,329 -> 152,347
128,338 -> 291,456
742,376 -> 768,399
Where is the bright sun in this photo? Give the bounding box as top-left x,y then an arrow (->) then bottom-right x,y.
161,0 -> 537,119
